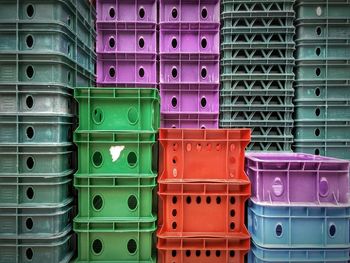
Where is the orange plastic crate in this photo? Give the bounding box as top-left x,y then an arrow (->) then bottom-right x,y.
157,236 -> 250,263
157,182 -> 250,237
158,128 -> 251,183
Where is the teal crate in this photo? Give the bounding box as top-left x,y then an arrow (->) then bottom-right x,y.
221,64 -> 295,78
222,0 -> 294,14
0,116 -> 74,144
295,1 -> 350,19
0,204 -> 73,238
221,79 -> 294,93
221,54 -> 295,65
294,99 -> 350,120
294,120 -> 350,141
75,132 -> 157,177
0,176 -> 72,206
75,87 -> 160,133
0,232 -> 73,263
295,80 -> 350,100
219,122 -> 293,137
222,16 -> 295,29
221,26 -> 295,36
220,113 -> 293,127
247,140 -> 293,151
74,219 -> 156,263
296,60 -> 350,80
0,145 -> 74,176
296,41 -> 350,60
0,85 -> 74,116
0,53 -> 94,87
293,141 -> 350,160
74,176 -> 156,219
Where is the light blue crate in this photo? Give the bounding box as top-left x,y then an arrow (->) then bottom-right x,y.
249,241 -> 350,262
248,201 -> 350,249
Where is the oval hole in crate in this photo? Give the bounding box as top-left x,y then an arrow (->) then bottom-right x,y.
92,151 -> 103,167
216,251 -> 221,257
26,187 -> 34,199
216,196 -> 221,204
186,196 -> 191,204
92,239 -> 103,254
93,195 -> 103,210
109,7 -> 116,18
172,209 -> 177,216
230,251 -> 235,257
206,250 -> 211,257
171,7 -> 178,19
315,148 -> 320,155
275,224 -> 283,237
230,209 -> 235,217
26,157 -> 34,170
172,196 -> 177,204
26,65 -> 34,79
315,88 -> 321,96
201,67 -> 207,78
26,126 -> 34,139
172,222 -> 177,229
315,108 -> 321,117
315,68 -> 321,76
128,195 -> 138,210
109,37 -> 115,48
171,37 -> 177,49
171,97 -> 177,107
201,37 -> 207,49
127,107 -> 139,124
127,152 -> 137,167
315,47 -> 321,56
200,97 -> 207,108
127,239 -> 137,254
196,196 -> 201,204
92,108 -> 104,124
316,27 -> 322,36
138,37 -> 145,48
196,250 -> 201,257
316,6 -> 322,16
26,95 -> 34,109
314,128 -> 320,136
26,4 -> 35,18
186,250 -> 191,257
201,7 -> 208,19
172,250 -> 177,257
26,218 -> 33,230
139,67 -> 145,78
329,224 -> 336,237
26,248 -> 33,260
109,67 -> 116,78
139,7 -> 145,19
206,196 -> 211,204
26,35 -> 34,48
171,67 -> 178,78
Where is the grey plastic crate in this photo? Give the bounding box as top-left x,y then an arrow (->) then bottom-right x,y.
0,176 -> 72,206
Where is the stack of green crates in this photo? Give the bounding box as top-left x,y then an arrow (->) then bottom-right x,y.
293,0 -> 350,159
0,1 -> 95,262
220,0 -> 295,151
73,87 -> 159,262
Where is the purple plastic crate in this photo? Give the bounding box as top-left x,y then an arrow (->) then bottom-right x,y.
159,0 -> 220,25
161,113 -> 219,128
96,24 -> 156,54
245,152 -> 350,206
160,83 -> 219,114
160,59 -> 219,83
159,25 -> 219,57
96,0 -> 157,24
97,55 -> 157,86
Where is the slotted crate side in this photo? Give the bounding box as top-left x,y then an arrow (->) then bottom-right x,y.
74,220 -> 156,262
74,176 -> 156,219
222,1 -> 295,14
0,233 -> 74,263
158,128 -> 250,182
248,201 -> 350,249
157,236 -> 250,263
293,142 -> 350,160
158,183 -> 250,237
75,87 -> 160,132
75,132 -> 157,177
161,113 -> 219,129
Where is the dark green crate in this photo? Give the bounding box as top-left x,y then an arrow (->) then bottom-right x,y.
74,219 -> 156,263
75,87 -> 160,133
75,132 -> 157,177
74,176 -> 156,219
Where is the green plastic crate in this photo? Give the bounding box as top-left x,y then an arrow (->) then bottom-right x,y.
74,176 -> 156,219
296,60 -> 350,80
295,81 -> 350,100
74,219 -> 156,263
293,141 -> 350,160
0,145 -> 74,176
75,132 -> 157,177
0,116 -> 74,144
222,0 -> 295,14
0,53 -> 94,87
0,175 -> 72,206
295,1 -> 350,19
75,87 -> 160,133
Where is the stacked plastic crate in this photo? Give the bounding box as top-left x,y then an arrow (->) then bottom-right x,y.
157,128 -> 251,262
246,152 -> 350,262
0,1 -> 95,262
73,87 -> 160,262
159,0 -> 220,128
220,0 -> 295,151
293,1 -> 350,160
96,0 -> 157,88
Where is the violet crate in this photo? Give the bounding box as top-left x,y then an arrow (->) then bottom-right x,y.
160,83 -> 219,114
96,0 -> 157,24
96,24 -> 156,55
97,55 -> 157,87
160,59 -> 219,84
159,24 -> 219,57
245,152 -> 350,206
159,0 -> 220,25
161,113 -> 219,128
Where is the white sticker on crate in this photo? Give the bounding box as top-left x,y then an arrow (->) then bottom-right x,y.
109,146 -> 125,162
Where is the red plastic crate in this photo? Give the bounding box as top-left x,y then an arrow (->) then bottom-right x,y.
157,182 -> 250,237
157,236 -> 249,263
158,129 -> 251,183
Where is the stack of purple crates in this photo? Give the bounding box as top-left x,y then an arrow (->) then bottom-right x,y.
159,0 -> 220,128
96,0 -> 157,88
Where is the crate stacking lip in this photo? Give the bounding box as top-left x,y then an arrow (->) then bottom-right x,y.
0,144 -> 74,176
157,182 -> 250,238
0,85 -> 75,117
161,113 -> 219,129
158,128 -> 250,183
245,152 -> 350,206
295,80 -> 350,100
222,0 -> 295,14
248,200 -> 350,249
74,87 -> 160,133
249,240 -> 350,263
74,175 -> 156,219
157,236 -> 250,263
0,232 -> 74,263
74,131 -> 157,178
74,218 -> 156,263
0,175 -> 73,206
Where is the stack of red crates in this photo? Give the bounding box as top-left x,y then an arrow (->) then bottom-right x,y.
157,128 -> 251,262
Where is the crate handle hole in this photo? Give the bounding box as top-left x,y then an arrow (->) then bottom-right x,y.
109,7 -> 115,18
171,96 -> 177,107
201,7 -> 208,19
275,224 -> 283,237
26,96 -> 34,109
329,224 -> 336,237
172,196 -> 177,204
230,197 -> 236,204
127,107 -> 138,124
26,5 -> 34,18
200,97 -> 207,108
201,67 -> 207,78
206,250 -> 211,257
230,209 -> 235,217
127,195 -> 138,210
172,156 -> 177,164
196,250 -> 201,257
138,37 -> 145,48
230,222 -> 235,230
92,195 -> 103,210
315,108 -> 321,117
26,66 -> 34,79
26,126 -> 34,139
172,250 -> 177,257
109,67 -> 116,78
172,222 -> 177,229
26,187 -> 34,200
109,37 -> 115,48
139,7 -> 145,19
216,250 -> 221,257
172,209 -> 177,216
139,67 -> 145,78
26,218 -> 33,230
206,196 -> 211,204
26,248 -> 33,260
127,152 -> 137,167
201,125 -> 206,129
171,7 -> 178,19
92,151 -> 103,167
26,35 -> 34,48
171,67 -> 178,78
316,27 -> 322,36
314,128 -> 320,136
185,250 -> 191,257
186,196 -> 191,204
315,47 -> 321,56
127,239 -> 137,254
92,108 -> 104,124
196,196 -> 201,204
315,88 -> 320,96
315,148 -> 320,155
171,37 -> 178,49
319,177 -> 329,197
230,251 -> 235,257
216,196 -> 221,204
201,37 -> 207,49
26,157 -> 34,170
92,239 -> 103,254
315,68 -> 321,76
